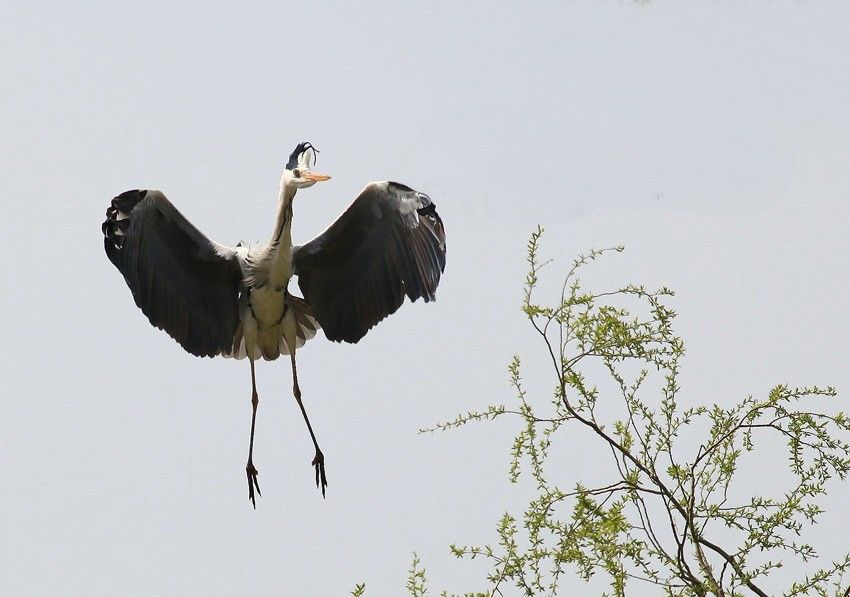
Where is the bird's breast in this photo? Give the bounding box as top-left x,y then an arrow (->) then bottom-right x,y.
248,286 -> 287,327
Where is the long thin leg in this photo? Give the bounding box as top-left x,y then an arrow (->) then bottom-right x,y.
246,357 -> 261,508
289,350 -> 327,497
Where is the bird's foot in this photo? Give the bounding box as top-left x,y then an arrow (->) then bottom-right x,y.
312,449 -> 328,498
246,459 -> 261,508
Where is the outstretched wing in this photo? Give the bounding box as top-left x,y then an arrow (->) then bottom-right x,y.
293,181 -> 446,343
102,189 -> 243,357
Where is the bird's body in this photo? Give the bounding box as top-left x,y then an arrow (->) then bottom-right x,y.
233,186 -> 313,362
102,142 -> 446,506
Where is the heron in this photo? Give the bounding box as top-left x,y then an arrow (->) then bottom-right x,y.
101,142 -> 446,507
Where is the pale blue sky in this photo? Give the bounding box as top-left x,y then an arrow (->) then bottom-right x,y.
2,2 -> 849,595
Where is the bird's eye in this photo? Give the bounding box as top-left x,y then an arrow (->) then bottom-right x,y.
293,169 -> 301,178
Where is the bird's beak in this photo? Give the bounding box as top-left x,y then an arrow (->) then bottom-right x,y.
304,172 -> 331,182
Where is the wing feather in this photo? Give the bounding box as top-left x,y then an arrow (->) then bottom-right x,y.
102,189 -> 243,357
292,182 -> 446,343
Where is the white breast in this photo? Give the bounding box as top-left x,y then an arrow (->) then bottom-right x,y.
249,285 -> 286,326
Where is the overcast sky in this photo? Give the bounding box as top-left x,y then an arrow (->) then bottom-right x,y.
2,2 -> 850,595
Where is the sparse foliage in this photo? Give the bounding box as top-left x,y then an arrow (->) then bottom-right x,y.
359,229 -> 850,596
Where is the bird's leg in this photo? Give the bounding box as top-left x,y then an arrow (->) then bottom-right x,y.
246,357 -> 261,508
289,350 -> 327,497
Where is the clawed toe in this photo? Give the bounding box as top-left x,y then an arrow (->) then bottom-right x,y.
312,450 -> 328,498
246,460 -> 261,508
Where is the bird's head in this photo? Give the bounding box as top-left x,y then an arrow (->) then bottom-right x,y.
282,142 -> 332,189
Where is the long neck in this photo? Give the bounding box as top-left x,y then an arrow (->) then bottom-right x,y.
262,183 -> 297,286
271,184 -> 296,245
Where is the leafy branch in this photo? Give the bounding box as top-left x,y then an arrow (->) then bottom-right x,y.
359,228 -> 850,596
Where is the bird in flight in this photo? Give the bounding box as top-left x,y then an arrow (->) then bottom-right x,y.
102,142 -> 446,507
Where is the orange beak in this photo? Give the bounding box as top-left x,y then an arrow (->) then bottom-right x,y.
304,172 -> 331,182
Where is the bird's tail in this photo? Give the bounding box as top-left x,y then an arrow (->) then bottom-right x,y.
223,294 -> 320,360
279,294 -> 321,355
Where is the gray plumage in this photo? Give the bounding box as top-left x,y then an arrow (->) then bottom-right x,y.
103,189 -> 242,357
102,182 -> 445,355
293,181 -> 446,343
100,143 -> 446,504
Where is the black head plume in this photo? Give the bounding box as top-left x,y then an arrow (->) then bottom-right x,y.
287,141 -> 319,170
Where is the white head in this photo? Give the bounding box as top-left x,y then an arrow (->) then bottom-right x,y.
281,142 -> 332,189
